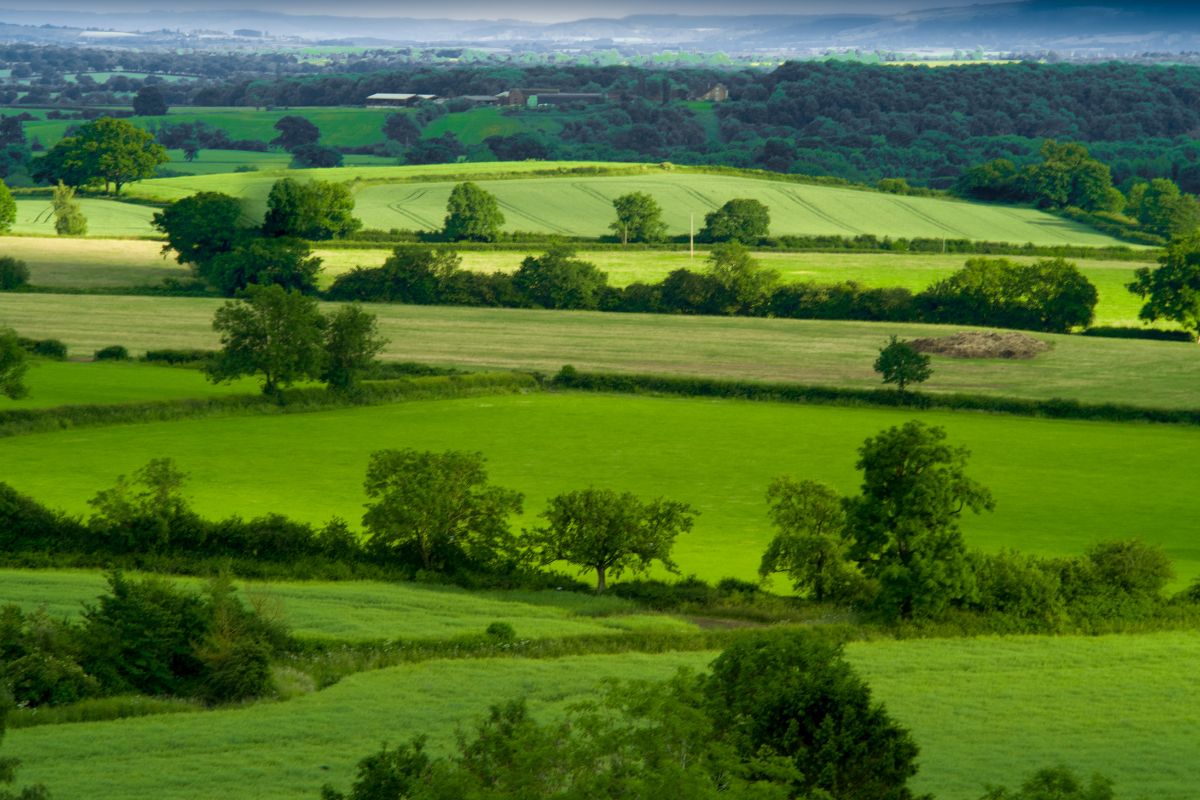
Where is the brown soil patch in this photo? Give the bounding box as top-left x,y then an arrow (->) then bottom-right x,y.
909,330 -> 1051,360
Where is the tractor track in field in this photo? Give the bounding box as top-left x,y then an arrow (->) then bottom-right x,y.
778,188 -> 865,234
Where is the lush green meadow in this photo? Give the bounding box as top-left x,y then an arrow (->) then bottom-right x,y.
124,163 -> 1132,246
0,237 -> 183,287
0,569 -> 691,642
1,392 -> 1196,583
1,295 -> 1195,408
3,360 -> 254,408
7,632 -> 1198,799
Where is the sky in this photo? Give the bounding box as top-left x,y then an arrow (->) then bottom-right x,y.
0,0 -> 994,22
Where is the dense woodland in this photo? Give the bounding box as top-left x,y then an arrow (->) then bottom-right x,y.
5,54 -> 1200,188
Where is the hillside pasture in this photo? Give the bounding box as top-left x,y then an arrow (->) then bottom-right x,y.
7,633 -> 1199,799
0,295 -> 1194,408
125,162 -> 1135,247
1,392 -> 1196,584
10,197 -> 159,238
0,569 -> 693,642
2,360 -> 255,409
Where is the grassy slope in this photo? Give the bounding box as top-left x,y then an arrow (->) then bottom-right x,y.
124,164 -> 1131,246
2,393 -> 1197,584
11,197 -> 159,238
0,569 -> 692,642
9,633 -> 1199,799
1,295 -> 1195,408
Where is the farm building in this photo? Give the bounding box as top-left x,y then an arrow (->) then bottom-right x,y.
500,88 -> 608,107
365,93 -> 439,107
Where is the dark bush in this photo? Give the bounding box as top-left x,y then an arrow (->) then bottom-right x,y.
0,256 -> 29,290
93,345 -> 130,361
1082,326 -> 1195,343
20,338 -> 67,359
484,621 -> 516,641
141,348 -> 215,365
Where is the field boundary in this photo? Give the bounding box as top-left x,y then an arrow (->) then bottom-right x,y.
0,371 -> 537,439
551,368 -> 1200,426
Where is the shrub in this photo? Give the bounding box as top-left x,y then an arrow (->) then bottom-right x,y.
0,256 -> 29,290
141,348 -> 214,365
93,345 -> 129,361
29,338 -> 66,359
484,621 -> 516,642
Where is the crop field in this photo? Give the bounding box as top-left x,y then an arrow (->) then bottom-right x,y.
7,632 -> 1198,799
10,197 -> 159,238
1,295 -> 1195,408
0,569 -> 692,641
1,391 -> 1197,583
120,162 -> 1134,246
0,237 -> 182,286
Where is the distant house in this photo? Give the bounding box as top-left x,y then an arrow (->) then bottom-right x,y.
698,83 -> 730,102
500,88 -> 607,107
365,93 -> 439,108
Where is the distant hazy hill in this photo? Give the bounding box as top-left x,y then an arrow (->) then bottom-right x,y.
1,1 -> 1199,52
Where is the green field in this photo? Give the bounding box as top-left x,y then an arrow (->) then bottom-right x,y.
125,163 -> 1133,246
1,295 -> 1195,408
3,360 -> 259,408
2,392 -> 1197,583
155,149 -> 396,176
7,632 -> 1198,799
0,569 -> 692,642
10,197 -> 159,238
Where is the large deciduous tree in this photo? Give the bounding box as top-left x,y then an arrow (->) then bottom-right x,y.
704,630 -> 924,800
35,117 -> 167,195
846,421 -> 994,619
321,304 -> 387,393
442,181 -> 504,242
524,488 -> 696,592
207,236 -> 322,296
206,284 -> 326,395
152,191 -> 248,270
270,115 -> 320,151
361,449 -> 523,572
610,191 -> 667,244
511,245 -> 609,310
699,198 -> 770,244
262,178 -> 361,240
1127,234 -> 1200,340
132,85 -> 168,116
703,241 -> 779,314
758,477 -> 859,601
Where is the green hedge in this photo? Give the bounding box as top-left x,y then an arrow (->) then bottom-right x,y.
1082,326 -> 1195,343
551,367 -> 1200,426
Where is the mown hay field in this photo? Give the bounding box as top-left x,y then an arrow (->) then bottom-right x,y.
8,633 -> 1199,799
2,392 -> 1197,584
1,295 -> 1195,408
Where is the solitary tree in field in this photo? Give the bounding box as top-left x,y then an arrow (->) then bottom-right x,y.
873,336 -> 931,392
1127,234 -> 1200,341
362,449 -> 523,571
34,117 -> 167,195
270,115 -> 320,151
610,192 -> 667,244
847,421 -> 994,619
524,488 -> 696,592
442,182 -> 504,242
699,198 -> 770,244
206,284 -> 326,396
261,177 -> 360,240
51,182 -> 87,236
0,328 -> 28,400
